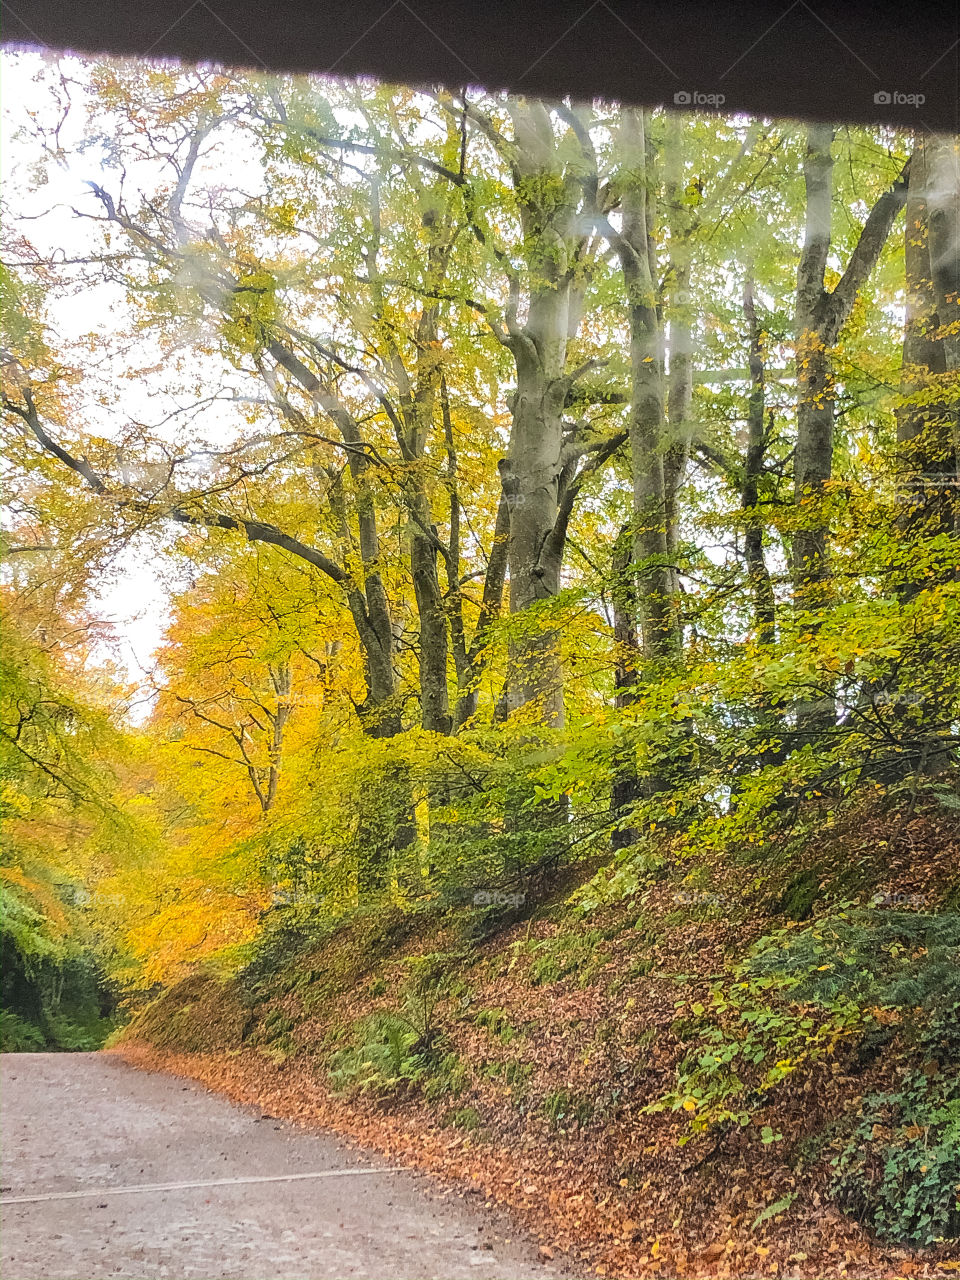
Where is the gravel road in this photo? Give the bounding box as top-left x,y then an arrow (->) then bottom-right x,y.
0,1054 -> 568,1280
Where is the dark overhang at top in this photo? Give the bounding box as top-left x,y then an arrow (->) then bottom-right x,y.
4,0 -> 958,131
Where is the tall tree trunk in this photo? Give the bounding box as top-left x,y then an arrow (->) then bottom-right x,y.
610,523 -> 640,848
878,134 -> 959,780
792,126 -> 910,737
407,219 -> 453,736
926,136 -> 960,381
897,140 -> 954,551
663,113 -> 696,593
410,527 -> 451,734
793,124 -> 836,619
366,177 -> 453,736
497,100 -> 582,727
924,134 -> 960,545
595,109 -> 684,806
742,271 -> 776,645
451,493 -> 510,730
500,338 -> 568,725
454,98 -> 611,730
263,662 -> 292,811
618,108 -> 680,665
318,457 -> 400,739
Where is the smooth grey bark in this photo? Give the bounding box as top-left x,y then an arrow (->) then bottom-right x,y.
793,123 -> 837,616
593,109 -> 686,809
496,100 -> 582,727
897,135 -> 959,558
662,113 -> 696,590
793,127 -> 911,610
362,168 -> 461,737
923,135 -> 960,545
607,108 -> 680,665
876,134 -> 960,781
439,366 -> 509,727
792,126 -> 910,736
925,135 -> 960,380
260,662 -> 292,812
266,340 -> 402,738
431,96 -> 624,728
386,231 -> 453,737
742,270 -> 776,646
457,99 -> 614,727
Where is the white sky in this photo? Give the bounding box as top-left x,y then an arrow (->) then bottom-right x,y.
2,53 -> 162,692
1,50 -> 272,707
2,52 -> 445,712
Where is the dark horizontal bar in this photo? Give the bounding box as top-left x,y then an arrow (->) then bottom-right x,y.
4,0 -> 958,130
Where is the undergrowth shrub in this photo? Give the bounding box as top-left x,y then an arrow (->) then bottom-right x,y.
832,1064 -> 960,1243
747,909 -> 960,1015
236,904 -> 339,992
543,1087 -> 594,1129
329,1009 -> 427,1093
831,990 -> 960,1245
327,951 -> 460,1095
651,908 -> 960,1143
0,1009 -> 46,1051
0,911 -> 118,1051
510,928 -> 608,986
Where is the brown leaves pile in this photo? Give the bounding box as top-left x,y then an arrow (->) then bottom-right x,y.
115,799 -> 960,1280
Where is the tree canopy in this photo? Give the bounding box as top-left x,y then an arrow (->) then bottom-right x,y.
1,52 -> 958,1016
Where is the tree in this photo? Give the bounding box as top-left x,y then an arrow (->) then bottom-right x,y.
791,125 -> 910,735
447,96 -> 626,725
793,126 -> 910,612
741,267 -> 776,646
7,54 -> 952,943
897,133 -> 960,552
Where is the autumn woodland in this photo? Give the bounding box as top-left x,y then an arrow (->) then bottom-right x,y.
2,54 -> 959,1274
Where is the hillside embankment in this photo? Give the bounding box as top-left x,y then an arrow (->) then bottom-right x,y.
118,797 -> 960,1279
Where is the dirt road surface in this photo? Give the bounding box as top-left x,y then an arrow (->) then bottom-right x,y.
1,1054 -> 569,1280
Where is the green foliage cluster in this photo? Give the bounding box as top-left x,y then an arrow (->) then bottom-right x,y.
651,906 -> 960,1239
542,1087 -> 594,1129
831,999 -> 960,1244
0,914 -> 117,1051
328,952 -> 465,1096
653,908 -> 959,1127
474,1006 -> 519,1043
652,972 -> 866,1141
0,1010 -> 47,1052
0,610 -> 124,1050
748,909 -> 960,1015
516,927 -> 609,987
